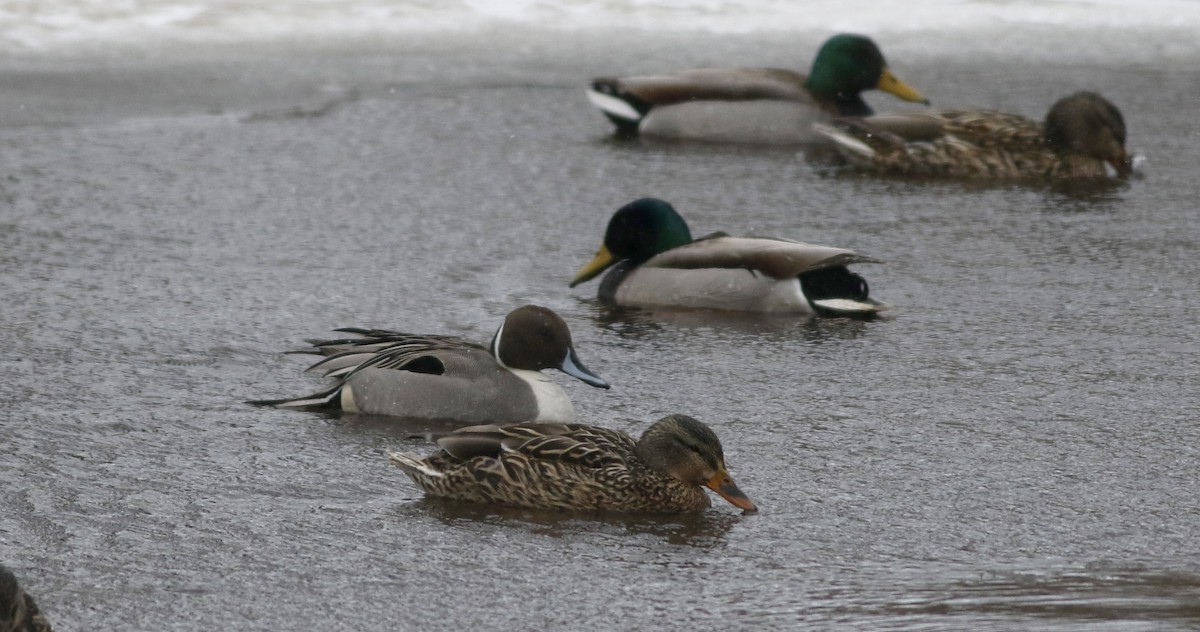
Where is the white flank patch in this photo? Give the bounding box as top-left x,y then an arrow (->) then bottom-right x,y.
508,368 -> 576,423
812,122 -> 876,158
585,89 -> 642,123
811,298 -> 886,313
340,383 -> 360,413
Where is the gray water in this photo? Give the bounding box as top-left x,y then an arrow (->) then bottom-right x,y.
2,29 -> 1198,630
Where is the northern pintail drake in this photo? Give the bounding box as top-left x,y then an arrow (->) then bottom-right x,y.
570,198 -> 886,315
388,414 -> 757,513
812,91 -> 1132,179
586,33 -> 928,144
0,565 -> 53,632
251,305 -> 610,423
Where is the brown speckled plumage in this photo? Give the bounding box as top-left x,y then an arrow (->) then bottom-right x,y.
388,414 -> 756,513
816,91 -> 1131,179
0,566 -> 53,632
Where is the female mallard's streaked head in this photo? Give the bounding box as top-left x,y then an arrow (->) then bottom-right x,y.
1043,91 -> 1131,177
571,198 -> 693,287
634,414 -> 757,512
807,34 -> 928,115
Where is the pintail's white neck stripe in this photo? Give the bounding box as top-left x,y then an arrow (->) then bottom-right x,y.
492,322 -> 510,368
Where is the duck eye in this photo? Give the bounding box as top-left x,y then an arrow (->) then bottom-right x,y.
678,439 -> 721,470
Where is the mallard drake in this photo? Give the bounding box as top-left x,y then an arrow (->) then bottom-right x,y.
812,91 -> 1132,179
586,33 -> 929,144
388,414 -> 757,513
570,198 -> 885,315
0,565 -> 53,632
250,305 -> 610,423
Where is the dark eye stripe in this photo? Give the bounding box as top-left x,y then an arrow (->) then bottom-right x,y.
678,439 -> 720,470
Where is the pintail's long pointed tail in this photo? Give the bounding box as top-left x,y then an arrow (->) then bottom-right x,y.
246,383 -> 342,411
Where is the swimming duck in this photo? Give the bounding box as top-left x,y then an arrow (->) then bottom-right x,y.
0,565 -> 53,632
251,305 -> 610,423
587,33 -> 929,144
812,91 -> 1132,179
388,414 -> 757,513
570,198 -> 885,315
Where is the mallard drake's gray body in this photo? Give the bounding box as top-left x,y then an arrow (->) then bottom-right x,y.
570,198 -> 885,315
587,34 -> 928,144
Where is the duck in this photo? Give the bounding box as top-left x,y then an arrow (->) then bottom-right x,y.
0,565 -> 53,632
586,33 -> 929,144
388,414 -> 757,513
811,91 -> 1132,179
569,198 -> 885,315
250,305 -> 610,423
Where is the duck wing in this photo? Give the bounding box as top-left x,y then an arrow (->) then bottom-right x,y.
302,333 -> 481,378
645,235 -> 879,280
247,333 -> 485,409
608,68 -> 810,105
438,423 -> 636,467
588,68 -> 815,128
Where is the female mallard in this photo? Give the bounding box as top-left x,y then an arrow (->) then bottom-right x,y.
570,198 -> 885,315
587,33 -> 929,144
388,414 -> 757,514
0,565 -> 53,632
812,91 -> 1132,179
250,305 -> 610,423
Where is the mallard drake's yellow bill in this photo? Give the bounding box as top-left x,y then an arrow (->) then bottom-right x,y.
877,67 -> 929,105
706,468 -> 758,513
570,244 -> 615,287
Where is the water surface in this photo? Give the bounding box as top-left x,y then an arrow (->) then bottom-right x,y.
1,10 -> 1199,631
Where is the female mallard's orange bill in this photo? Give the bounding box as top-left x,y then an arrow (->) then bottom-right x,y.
877,67 -> 929,105
570,244 -> 615,287
706,469 -> 758,513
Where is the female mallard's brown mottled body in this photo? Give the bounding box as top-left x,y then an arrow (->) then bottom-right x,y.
0,566 -> 53,632
814,91 -> 1131,179
388,414 -> 756,513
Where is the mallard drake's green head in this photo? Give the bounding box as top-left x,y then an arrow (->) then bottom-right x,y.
635,414 -> 758,512
570,198 -> 693,287
807,34 -> 928,115
1043,91 -> 1131,177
